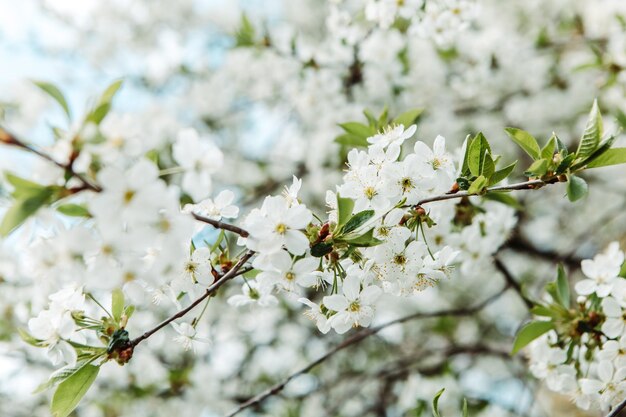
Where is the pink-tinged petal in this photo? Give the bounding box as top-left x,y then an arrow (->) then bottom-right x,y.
342,275 -> 361,301
323,295 -> 349,312
284,231 -> 308,255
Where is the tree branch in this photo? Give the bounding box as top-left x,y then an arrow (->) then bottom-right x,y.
494,257 -> 534,309
0,126 -> 101,192
129,251 -> 255,348
413,177 -> 561,207
607,398 -> 626,417
192,213 -> 249,238
224,284 -> 510,417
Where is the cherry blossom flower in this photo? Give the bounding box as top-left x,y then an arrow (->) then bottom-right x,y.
323,275 -> 382,334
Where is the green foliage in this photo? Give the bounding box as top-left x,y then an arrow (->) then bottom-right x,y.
555,264 -> 570,309
336,194 -> 355,230
391,108 -> 424,127
57,203 -> 91,218
111,289 -> 125,322
334,107 -> 422,147
566,175 -> 588,202
33,81 -> 71,119
235,14 -> 256,47
86,80 -> 124,125
432,388 -> 445,417
504,128 -> 541,160
587,147 -> 626,168
511,321 -> 555,354
51,363 -> 99,417
576,99 -> 602,158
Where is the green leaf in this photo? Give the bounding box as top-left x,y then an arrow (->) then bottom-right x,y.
0,187 -> 55,236
111,289 -> 124,322
505,128 -> 541,160
460,135 -> 473,177
235,14 -> 256,47
33,81 -> 71,119
566,175 -> 588,202
342,210 -> 375,235
86,103 -> 111,125
338,122 -> 376,138
124,305 -> 135,319
467,133 -> 491,177
587,147 -> 626,168
51,363 -> 99,417
481,152 -> 495,179
524,158 -> 548,176
462,398 -> 468,417
334,133 -> 369,148
35,360 -> 94,394
432,388 -> 445,417
467,175 -> 488,195
99,79 -> 123,105
57,204 -> 91,218
363,109 -> 377,128
377,106 -> 389,127
345,228 -> 382,247
555,153 -> 576,175
555,264 -> 570,308
310,242 -> 333,257
576,99 -> 602,158
482,192 -> 522,210
488,161 -> 517,186
512,321 -> 555,354
336,195 -> 355,229
541,135 -> 556,160
391,108 -> 423,128
530,305 -> 557,318
5,173 -> 46,198
18,328 -> 46,347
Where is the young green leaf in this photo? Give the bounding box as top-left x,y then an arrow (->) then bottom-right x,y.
541,135 -> 556,160
344,228 -> 382,247
99,79 -> 123,105
462,398 -> 468,417
512,321 -> 555,354
335,134 -> 369,148
432,388 -> 445,417
51,363 -> 99,417
555,153 -> 576,175
111,289 -> 124,322
391,108 -> 424,128
587,147 -> 626,168
504,128 -> 541,160
488,161 -> 517,186
555,264 -> 570,308
338,122 -> 376,138
33,81 -> 71,119
467,133 -> 491,177
18,328 -> 46,347
467,175 -> 488,195
566,175 -> 588,202
342,210 -> 375,235
481,152 -> 496,179
310,241 -> 334,257
576,99 -> 602,158
57,204 -> 91,218
524,158 -> 548,176
336,195 -> 355,229
0,188 -> 55,236
235,14 -> 256,47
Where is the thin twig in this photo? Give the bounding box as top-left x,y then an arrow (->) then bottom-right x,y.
192,213 -> 250,237
0,126 -> 101,192
129,251 -> 254,347
494,257 -> 534,309
224,285 -> 510,417
413,177 -> 561,207
607,397 -> 626,417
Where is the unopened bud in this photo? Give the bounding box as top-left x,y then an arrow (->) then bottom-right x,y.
450,182 -> 460,193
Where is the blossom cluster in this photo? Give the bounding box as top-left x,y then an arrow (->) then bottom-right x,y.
527,242 -> 626,411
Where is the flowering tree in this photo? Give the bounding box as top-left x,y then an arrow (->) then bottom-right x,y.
3,1 -> 626,417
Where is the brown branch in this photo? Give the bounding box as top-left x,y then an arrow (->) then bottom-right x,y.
224,284 -> 510,417
607,397 -> 626,417
413,177 -> 561,207
129,251 -> 255,348
191,213 -> 249,238
0,126 -> 101,192
494,257 -> 534,309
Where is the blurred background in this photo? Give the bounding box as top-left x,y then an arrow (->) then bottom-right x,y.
1,0 -> 626,416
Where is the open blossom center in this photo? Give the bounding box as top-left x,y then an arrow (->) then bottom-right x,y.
123,189 -> 135,203
275,223 -> 288,234
285,272 -> 295,281
400,177 -> 413,192
364,186 -> 377,199
349,301 -> 361,312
